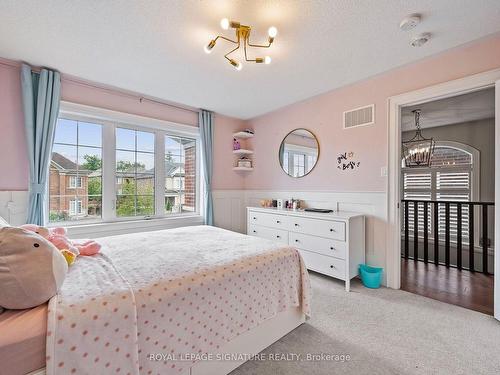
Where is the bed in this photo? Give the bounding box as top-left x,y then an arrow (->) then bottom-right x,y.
6,225 -> 310,375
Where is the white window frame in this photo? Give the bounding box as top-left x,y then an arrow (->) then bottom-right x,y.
69,176 -> 83,188
69,198 -> 83,216
49,101 -> 203,232
283,144 -> 317,177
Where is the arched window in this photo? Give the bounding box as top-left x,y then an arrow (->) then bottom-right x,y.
402,141 -> 479,240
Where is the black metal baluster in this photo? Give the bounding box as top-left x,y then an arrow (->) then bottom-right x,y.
404,200 -> 409,259
469,203 -> 475,272
414,201 -> 418,261
445,202 -> 450,267
434,202 -> 439,265
423,202 -> 428,264
457,203 -> 462,270
482,204 -> 488,274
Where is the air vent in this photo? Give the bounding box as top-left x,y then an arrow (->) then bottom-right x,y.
343,104 -> 375,129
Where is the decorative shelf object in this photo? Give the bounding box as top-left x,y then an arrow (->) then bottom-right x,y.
233,149 -> 254,155
233,167 -> 254,171
233,131 -> 254,139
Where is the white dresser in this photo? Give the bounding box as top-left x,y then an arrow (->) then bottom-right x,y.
247,207 -> 365,291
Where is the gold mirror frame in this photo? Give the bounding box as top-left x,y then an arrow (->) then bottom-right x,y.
278,128 -> 320,178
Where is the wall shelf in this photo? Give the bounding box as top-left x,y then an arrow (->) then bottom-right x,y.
233,167 -> 254,171
233,131 -> 254,139
233,149 -> 254,155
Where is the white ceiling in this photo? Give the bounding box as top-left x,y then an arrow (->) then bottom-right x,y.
402,87 -> 495,131
1,1 -> 500,119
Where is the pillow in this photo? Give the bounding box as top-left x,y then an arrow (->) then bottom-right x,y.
0,227 -> 68,309
0,215 -> 9,228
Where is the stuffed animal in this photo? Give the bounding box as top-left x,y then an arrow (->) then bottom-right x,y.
19,224 -> 101,261
0,227 -> 68,309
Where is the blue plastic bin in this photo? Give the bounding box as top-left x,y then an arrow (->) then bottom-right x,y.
359,264 -> 383,289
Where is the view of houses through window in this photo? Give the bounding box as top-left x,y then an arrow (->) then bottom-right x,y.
49,117 -> 197,223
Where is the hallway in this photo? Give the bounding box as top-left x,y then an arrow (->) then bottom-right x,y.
400,258 -> 494,315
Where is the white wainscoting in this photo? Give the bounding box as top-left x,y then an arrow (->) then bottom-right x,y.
0,190 -> 28,226
213,189 -> 388,284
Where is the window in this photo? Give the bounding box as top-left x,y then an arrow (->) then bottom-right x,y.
282,145 -> 317,177
165,136 -> 197,214
116,128 -> 155,217
49,103 -> 201,226
293,154 -> 305,177
49,118 -> 102,223
402,142 -> 479,242
69,176 -> 83,188
69,199 -> 83,215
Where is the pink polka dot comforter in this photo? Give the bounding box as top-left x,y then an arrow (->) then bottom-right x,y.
46,225 -> 311,375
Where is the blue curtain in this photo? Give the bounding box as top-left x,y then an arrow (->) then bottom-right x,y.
21,64 -> 61,225
199,109 -> 214,225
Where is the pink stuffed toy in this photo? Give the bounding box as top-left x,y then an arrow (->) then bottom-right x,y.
20,224 -> 101,257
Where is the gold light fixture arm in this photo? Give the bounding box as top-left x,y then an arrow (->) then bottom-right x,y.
247,38 -> 272,49
214,35 -> 239,45
224,42 -> 240,62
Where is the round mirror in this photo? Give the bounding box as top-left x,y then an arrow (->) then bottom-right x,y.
279,128 -> 319,178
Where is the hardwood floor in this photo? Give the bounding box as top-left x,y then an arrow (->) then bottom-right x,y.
400,258 -> 494,315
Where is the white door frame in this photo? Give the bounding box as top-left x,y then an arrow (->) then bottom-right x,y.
386,68 -> 500,319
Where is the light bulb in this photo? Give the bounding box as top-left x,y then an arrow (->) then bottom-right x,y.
220,18 -> 230,30
229,59 -> 242,71
268,26 -> 278,38
204,39 -> 216,54
264,56 -> 272,64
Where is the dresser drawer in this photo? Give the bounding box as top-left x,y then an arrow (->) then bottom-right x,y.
290,232 -> 346,260
298,249 -> 346,280
288,216 -> 345,241
248,224 -> 289,244
248,211 -> 289,230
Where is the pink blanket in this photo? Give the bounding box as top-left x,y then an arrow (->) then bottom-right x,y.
46,226 -> 311,374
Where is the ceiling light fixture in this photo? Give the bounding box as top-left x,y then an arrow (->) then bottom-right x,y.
402,109 -> 435,167
204,18 -> 277,70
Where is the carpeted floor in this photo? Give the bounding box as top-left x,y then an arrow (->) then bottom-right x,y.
230,272 -> 500,375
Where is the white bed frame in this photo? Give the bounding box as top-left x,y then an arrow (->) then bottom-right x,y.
27,307 -> 305,375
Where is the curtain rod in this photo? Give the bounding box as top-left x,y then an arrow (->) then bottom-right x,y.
0,59 -> 200,115
62,76 -> 200,115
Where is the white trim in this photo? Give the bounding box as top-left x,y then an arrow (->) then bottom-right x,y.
495,80 -> 500,321
59,101 -> 199,137
387,68 -> 500,300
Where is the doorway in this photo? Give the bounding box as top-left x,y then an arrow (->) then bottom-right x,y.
387,69 -> 500,320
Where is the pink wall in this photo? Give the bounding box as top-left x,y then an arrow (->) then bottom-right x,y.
244,33 -> 500,192
0,59 -> 244,190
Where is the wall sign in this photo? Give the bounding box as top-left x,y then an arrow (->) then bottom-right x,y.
337,152 -> 361,171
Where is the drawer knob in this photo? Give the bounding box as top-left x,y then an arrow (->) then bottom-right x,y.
277,235 -> 281,239
253,230 -> 257,233
294,223 -> 299,227
330,265 -> 335,269
330,228 -> 335,232
253,217 -> 257,220
276,220 -> 281,224
330,247 -> 334,250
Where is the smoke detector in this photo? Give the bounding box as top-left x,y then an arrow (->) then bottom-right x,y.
399,14 -> 421,31
410,33 -> 431,47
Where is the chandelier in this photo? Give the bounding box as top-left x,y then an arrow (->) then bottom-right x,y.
402,109 -> 435,168
204,18 -> 277,70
